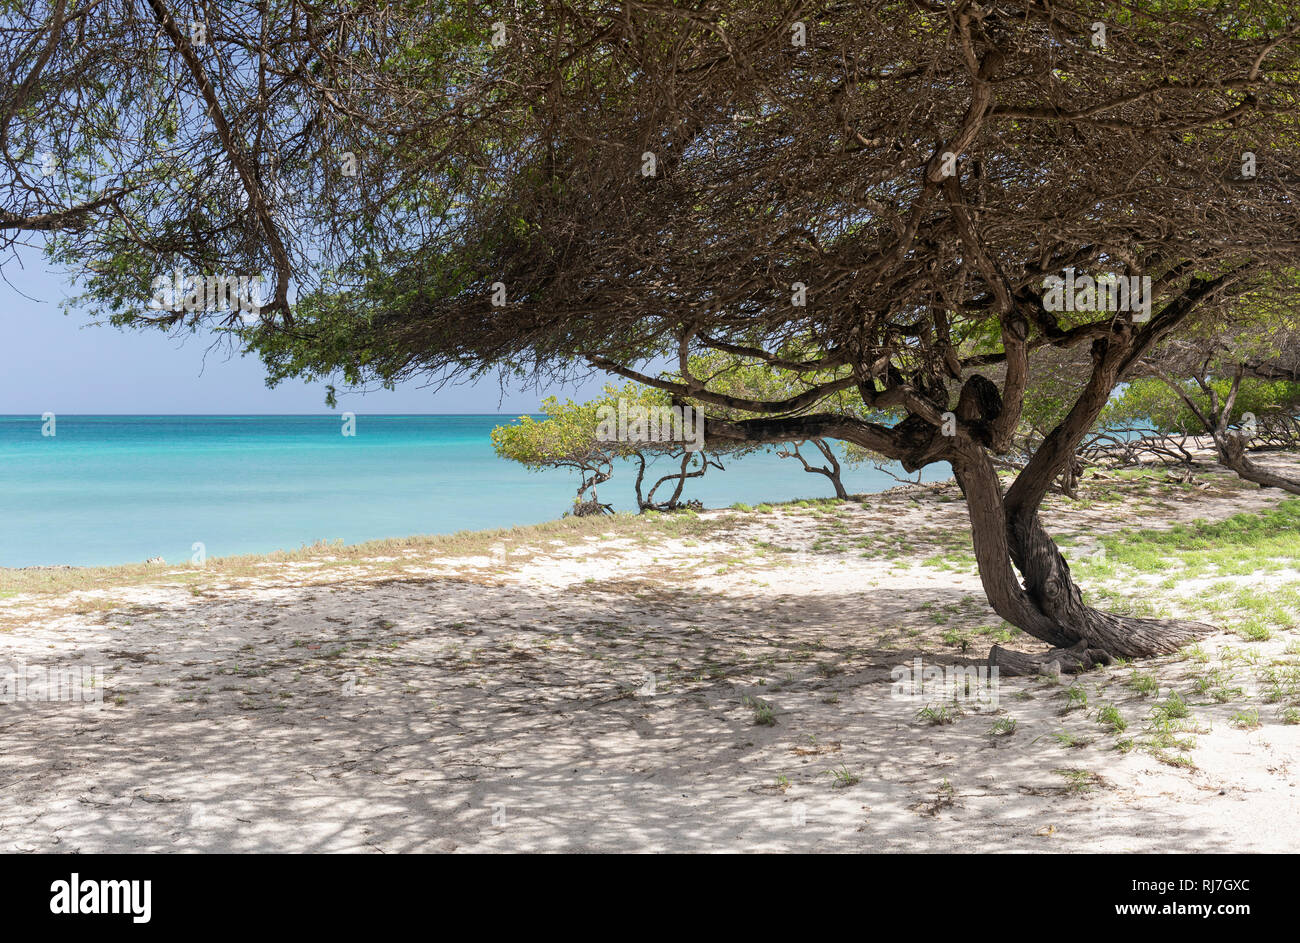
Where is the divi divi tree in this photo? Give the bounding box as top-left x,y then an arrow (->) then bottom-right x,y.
5,1 -> 1300,674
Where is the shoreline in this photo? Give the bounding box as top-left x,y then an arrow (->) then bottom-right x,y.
0,476 -> 958,579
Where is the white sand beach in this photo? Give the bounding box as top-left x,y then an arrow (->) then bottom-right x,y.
2,462 -> 1299,853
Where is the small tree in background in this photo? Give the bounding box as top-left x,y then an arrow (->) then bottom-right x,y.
1102,375 -> 1300,491
492,384 -> 746,515
491,394 -> 626,515
1109,312 -> 1300,492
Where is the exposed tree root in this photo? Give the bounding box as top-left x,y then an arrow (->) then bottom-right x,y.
989,616 -> 1213,677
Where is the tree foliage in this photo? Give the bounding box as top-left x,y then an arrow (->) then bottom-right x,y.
492,383 -> 746,513
1104,376 -> 1300,435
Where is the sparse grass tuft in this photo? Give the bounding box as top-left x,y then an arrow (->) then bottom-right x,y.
825,764 -> 860,788
916,703 -> 961,726
742,695 -> 776,726
990,717 -> 1017,737
1230,708 -> 1260,730
1054,768 -> 1101,794
1097,704 -> 1126,733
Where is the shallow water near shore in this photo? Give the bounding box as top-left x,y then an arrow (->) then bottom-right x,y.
0,415 -> 950,567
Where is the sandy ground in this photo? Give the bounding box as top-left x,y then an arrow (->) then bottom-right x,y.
2,461 -> 1299,853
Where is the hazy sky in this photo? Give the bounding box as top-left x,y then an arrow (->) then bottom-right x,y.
0,246 -> 611,414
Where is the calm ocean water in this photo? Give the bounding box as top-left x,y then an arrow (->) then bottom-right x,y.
0,415 -> 951,567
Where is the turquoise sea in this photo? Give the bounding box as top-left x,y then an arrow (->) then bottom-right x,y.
0,415 -> 952,567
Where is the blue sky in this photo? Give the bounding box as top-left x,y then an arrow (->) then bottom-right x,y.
0,245 -> 610,414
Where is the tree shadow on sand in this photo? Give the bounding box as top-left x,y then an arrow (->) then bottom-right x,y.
0,573 -> 1229,852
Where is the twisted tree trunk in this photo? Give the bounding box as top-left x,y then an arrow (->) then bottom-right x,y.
572,462 -> 614,516
810,438 -> 850,499
1154,364 -> 1300,495
1215,434 -> 1300,494
699,275 -> 1241,675
953,440 -> 1210,677
949,308 -> 1228,675
635,449 -> 721,511
778,438 -> 850,499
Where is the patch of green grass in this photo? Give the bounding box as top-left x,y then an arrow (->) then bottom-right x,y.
1094,500 -> 1300,576
1191,667 -> 1245,703
1065,501 -> 1300,640
1151,691 -> 1190,724
916,703 -> 962,726
742,695 -> 776,726
990,717 -> 1017,736
1230,708 -> 1261,730
1145,690 -> 1200,767
1127,670 -> 1159,697
1054,768 -> 1101,794
1097,704 -> 1127,733
974,622 -> 1018,643
825,764 -> 861,788
1052,730 -> 1085,748
1236,618 -> 1273,642
941,628 -> 972,652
